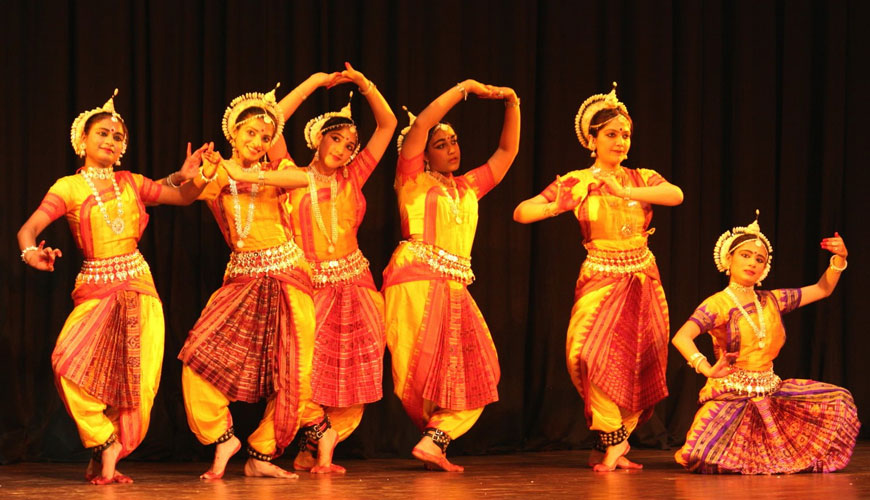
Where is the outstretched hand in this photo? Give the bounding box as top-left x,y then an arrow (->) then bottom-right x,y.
705,352 -> 738,378
25,240 -> 63,272
554,175 -> 581,213
177,142 -> 209,181
202,143 -> 223,166
820,232 -> 847,258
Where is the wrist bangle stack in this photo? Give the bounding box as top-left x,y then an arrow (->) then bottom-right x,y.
20,246 -> 39,263
505,98 -> 520,108
687,352 -> 707,373
623,185 -> 631,201
359,80 -> 375,95
165,172 -> 181,188
455,82 -> 468,101
829,255 -> 848,272
199,166 -> 218,183
258,169 -> 266,186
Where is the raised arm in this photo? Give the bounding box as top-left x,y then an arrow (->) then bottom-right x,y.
340,62 -> 397,162
798,232 -> 848,307
486,87 -> 520,184
267,72 -> 345,160
400,79 -> 496,160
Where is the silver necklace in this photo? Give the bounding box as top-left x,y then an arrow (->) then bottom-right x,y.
82,166 -> 114,180
426,171 -> 463,224
228,162 -> 260,248
81,169 -> 125,235
724,286 -> 767,348
307,166 -> 338,254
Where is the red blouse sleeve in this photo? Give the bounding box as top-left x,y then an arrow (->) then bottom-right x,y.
36,192 -> 67,222
539,176 -> 561,202
458,163 -> 497,200
348,148 -> 377,186
396,152 -> 425,184
137,175 -> 164,204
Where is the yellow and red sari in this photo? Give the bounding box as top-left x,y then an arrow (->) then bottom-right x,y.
178,160 -> 321,457
539,167 -> 670,436
284,149 -> 385,442
37,170 -> 164,457
383,153 -> 500,439
676,289 -> 859,473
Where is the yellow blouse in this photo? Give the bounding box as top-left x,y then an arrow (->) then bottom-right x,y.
198,162 -> 295,251
541,166 -> 667,251
285,149 -> 377,260
689,288 -> 802,371
39,171 -> 162,259
394,153 -> 496,258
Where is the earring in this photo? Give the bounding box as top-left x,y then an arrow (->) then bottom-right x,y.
725,269 -> 730,276
590,150 -> 597,158
115,157 -> 122,166
424,160 -> 431,172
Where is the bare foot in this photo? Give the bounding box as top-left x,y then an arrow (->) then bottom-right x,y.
90,440 -> 127,485
411,436 -> 463,472
243,458 -> 299,478
200,435 -> 242,480
592,440 -> 631,472
85,459 -> 133,483
310,428 -> 346,474
293,449 -> 316,471
588,446 -> 643,470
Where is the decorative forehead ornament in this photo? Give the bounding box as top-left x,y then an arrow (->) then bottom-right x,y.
396,106 -> 416,153
304,91 -> 359,155
222,83 -> 284,147
574,81 -> 629,150
70,88 -> 127,157
713,209 -> 774,284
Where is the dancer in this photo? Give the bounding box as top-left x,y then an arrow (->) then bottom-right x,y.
17,90 -> 207,484
383,80 -> 520,471
177,86 -> 334,479
513,83 -> 683,471
672,213 -> 858,473
272,65 -> 396,472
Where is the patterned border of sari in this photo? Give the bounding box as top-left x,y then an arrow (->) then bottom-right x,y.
400,280 -> 500,430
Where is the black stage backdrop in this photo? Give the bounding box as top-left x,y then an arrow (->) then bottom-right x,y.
1,0 -> 869,463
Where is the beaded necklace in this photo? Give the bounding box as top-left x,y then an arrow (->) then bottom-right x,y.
81,168 -> 125,235
724,283 -> 767,348
228,162 -> 260,248
426,171 -> 463,224
307,165 -> 338,254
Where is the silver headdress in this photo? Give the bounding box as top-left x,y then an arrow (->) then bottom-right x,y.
222,83 -> 284,146
713,210 -> 774,284
574,82 -> 629,150
70,88 -> 127,158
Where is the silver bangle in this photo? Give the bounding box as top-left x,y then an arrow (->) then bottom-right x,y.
359,80 -> 375,95
165,172 -> 181,188
258,169 -> 266,187
455,82 -> 468,101
505,98 -> 520,108
829,255 -> 848,272
20,245 -> 39,263
623,185 -> 631,201
199,166 -> 218,183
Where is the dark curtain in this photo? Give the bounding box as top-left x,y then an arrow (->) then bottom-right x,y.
2,0 -> 868,463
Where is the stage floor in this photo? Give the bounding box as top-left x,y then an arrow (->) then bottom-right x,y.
2,442 -> 869,499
